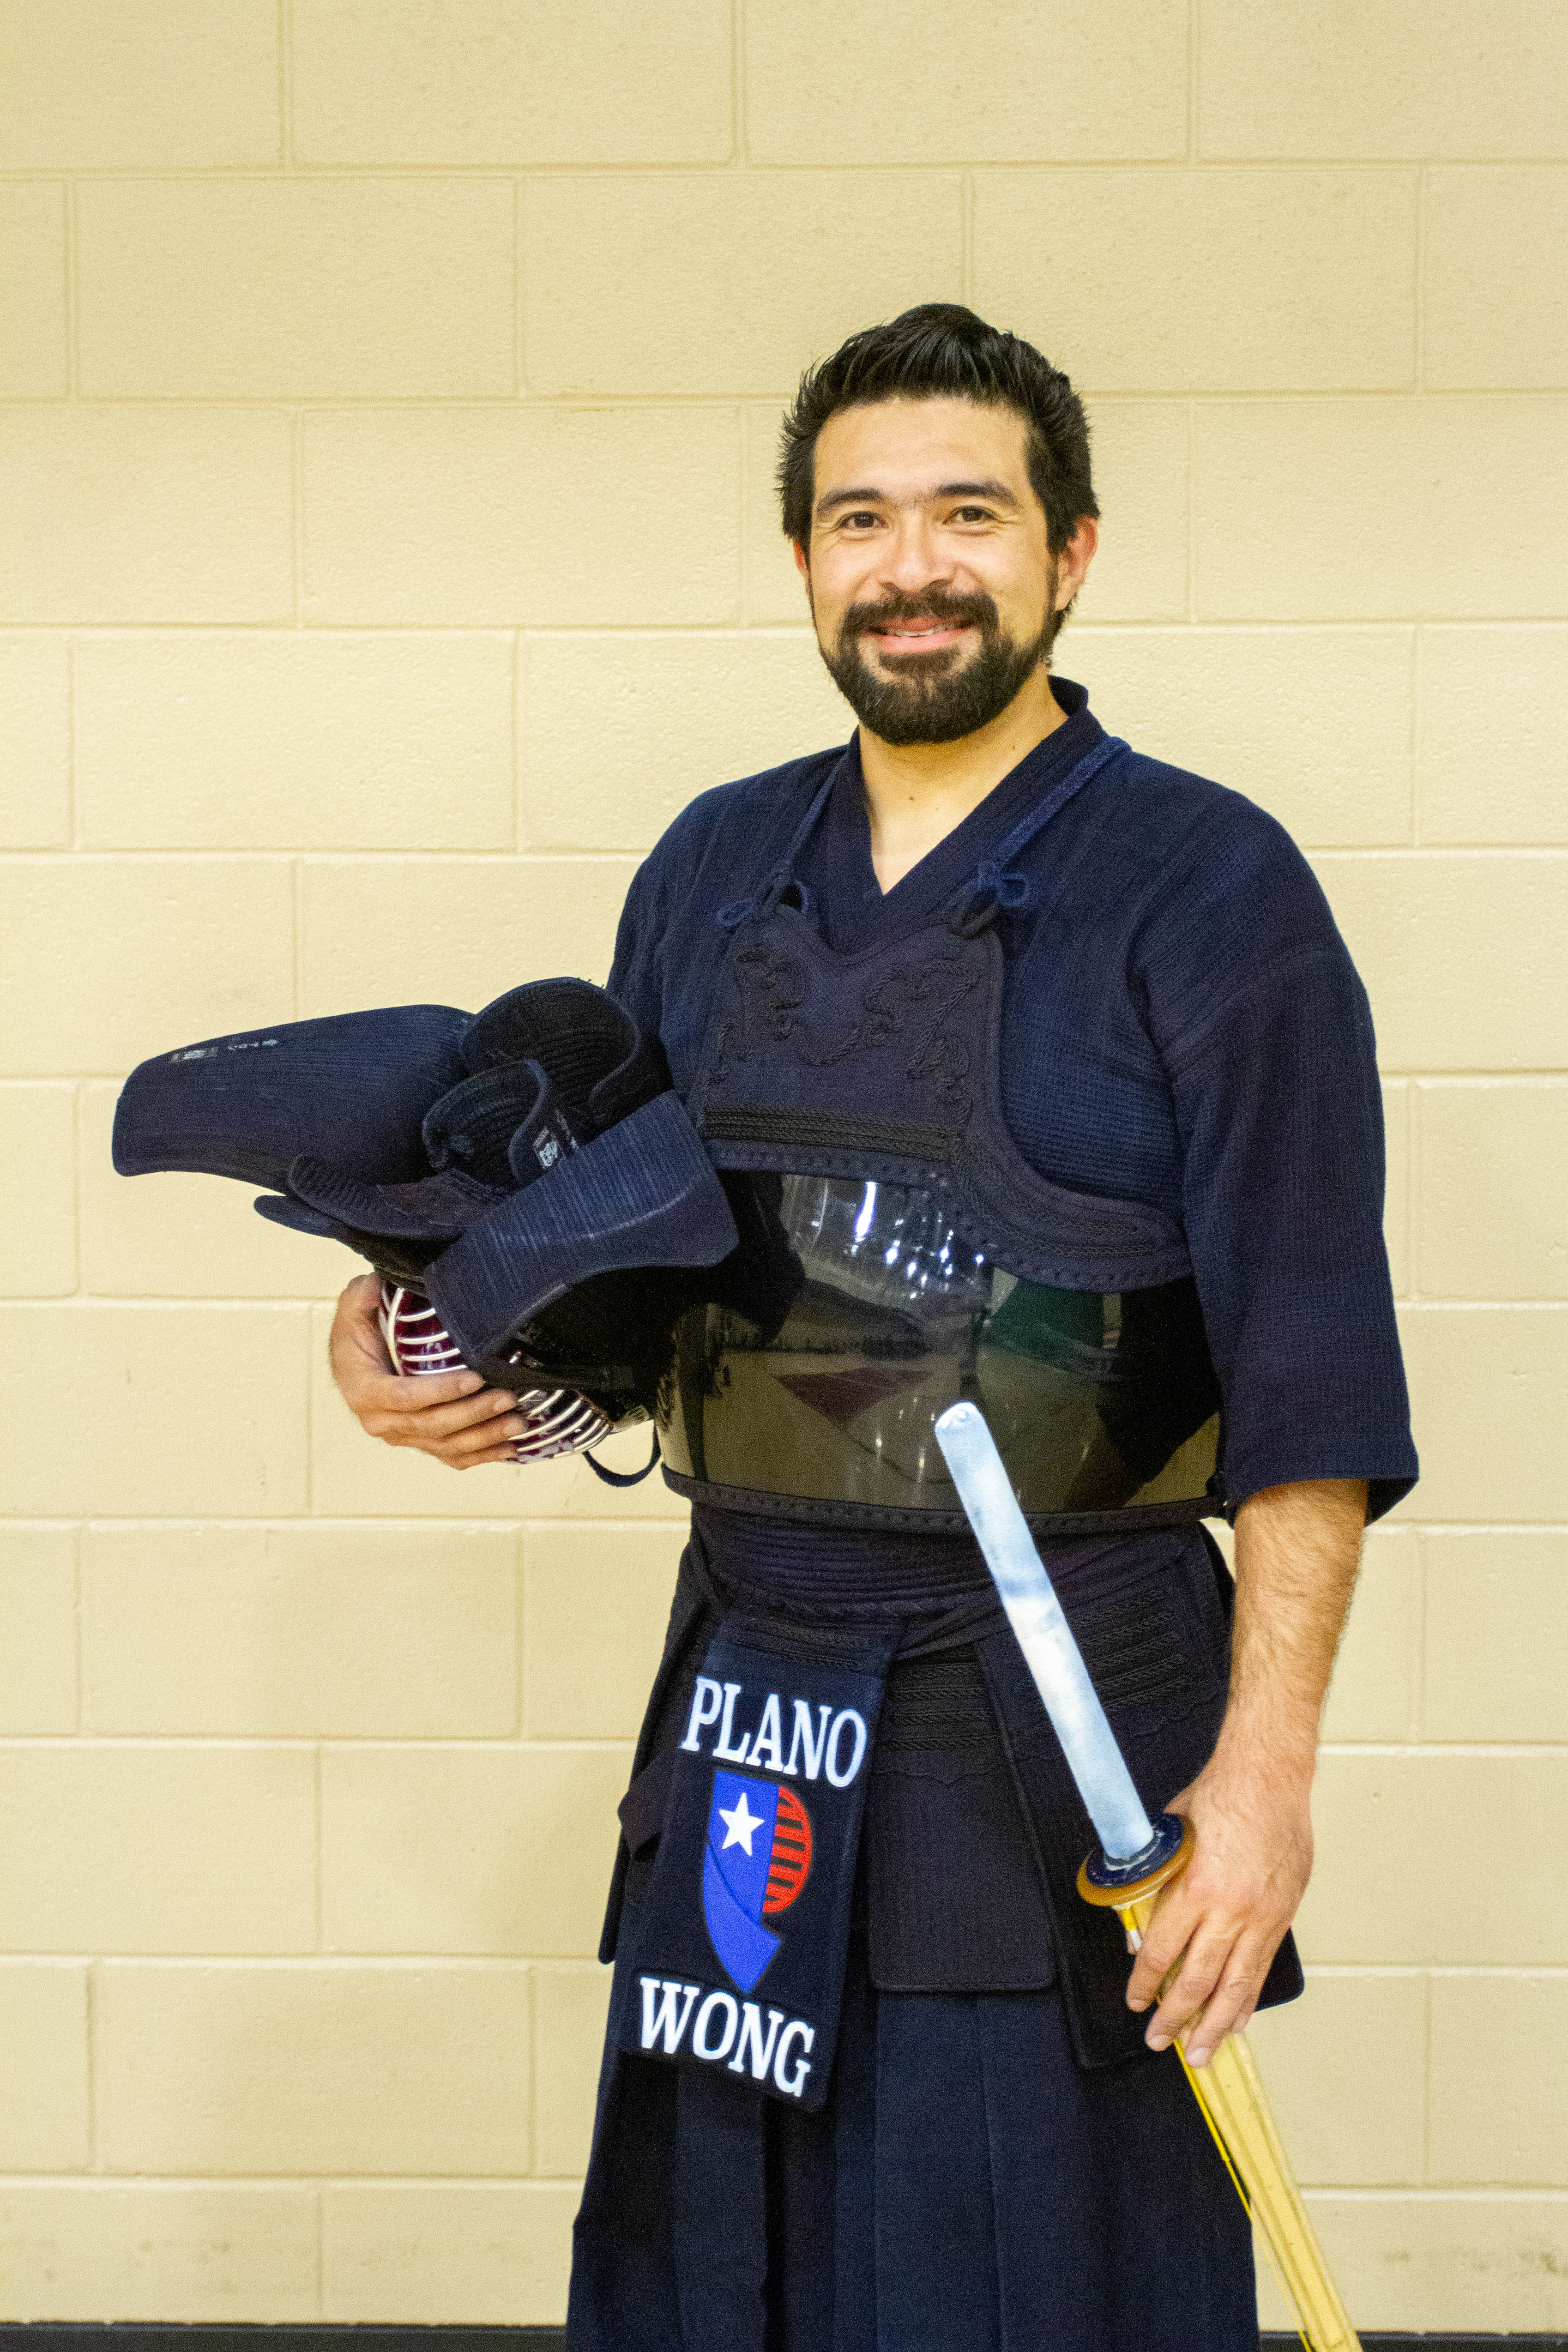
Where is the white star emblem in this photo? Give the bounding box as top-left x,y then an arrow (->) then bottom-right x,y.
718,1791 -> 764,1854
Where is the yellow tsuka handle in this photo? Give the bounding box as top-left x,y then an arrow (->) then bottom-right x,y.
1080,1833 -> 1362,2352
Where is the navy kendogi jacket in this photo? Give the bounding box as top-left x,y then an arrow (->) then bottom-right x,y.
609,678 -> 1416,1522
596,675 -> 1417,2067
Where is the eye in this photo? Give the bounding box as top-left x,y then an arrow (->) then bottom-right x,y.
950,505 -> 996,525
838,509 -> 882,531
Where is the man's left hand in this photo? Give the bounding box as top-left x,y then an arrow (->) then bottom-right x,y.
1123,1753 -> 1313,2068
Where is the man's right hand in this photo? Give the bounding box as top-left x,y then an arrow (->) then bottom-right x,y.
329,1272 -> 529,1469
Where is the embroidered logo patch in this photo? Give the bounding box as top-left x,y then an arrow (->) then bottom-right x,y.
702,1770 -> 813,1993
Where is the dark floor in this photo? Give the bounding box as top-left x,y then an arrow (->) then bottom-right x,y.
4,2327 -> 1565,2352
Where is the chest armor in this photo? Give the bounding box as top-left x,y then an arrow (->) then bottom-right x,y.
658,736 -> 1223,1533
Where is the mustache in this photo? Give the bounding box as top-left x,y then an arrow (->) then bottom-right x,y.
842,588 -> 999,639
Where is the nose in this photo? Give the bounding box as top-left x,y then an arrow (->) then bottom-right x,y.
880,516 -> 952,598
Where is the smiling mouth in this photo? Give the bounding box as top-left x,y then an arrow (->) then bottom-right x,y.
862,618 -> 971,650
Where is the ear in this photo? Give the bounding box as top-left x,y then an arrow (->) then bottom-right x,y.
791,539 -> 810,582
1053,515 -> 1098,611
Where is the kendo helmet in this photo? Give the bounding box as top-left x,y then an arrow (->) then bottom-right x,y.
113,979 -> 746,1468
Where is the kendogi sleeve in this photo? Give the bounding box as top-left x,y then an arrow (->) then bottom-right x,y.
1136,799 -> 1418,1523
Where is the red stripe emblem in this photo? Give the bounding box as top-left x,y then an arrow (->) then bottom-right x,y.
761,1785 -> 813,1915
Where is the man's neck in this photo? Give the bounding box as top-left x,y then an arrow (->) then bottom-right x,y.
859,668 -> 1067,894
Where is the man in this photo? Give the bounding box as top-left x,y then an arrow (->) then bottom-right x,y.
332,305 -> 1415,2349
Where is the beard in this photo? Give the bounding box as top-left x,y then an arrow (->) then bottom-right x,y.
815,581 -> 1057,747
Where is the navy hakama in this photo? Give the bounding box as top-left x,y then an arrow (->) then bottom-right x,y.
567,680 -> 1417,2348
573,1941 -> 1255,2352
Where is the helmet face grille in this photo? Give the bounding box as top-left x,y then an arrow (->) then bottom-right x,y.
378,1280 -> 611,1464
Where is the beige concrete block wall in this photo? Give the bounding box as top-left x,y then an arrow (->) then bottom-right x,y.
1,0 -> 1563,2328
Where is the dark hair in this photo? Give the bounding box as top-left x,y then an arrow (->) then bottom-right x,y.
778,303 -> 1098,554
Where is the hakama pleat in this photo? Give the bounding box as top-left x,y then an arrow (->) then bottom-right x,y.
569,1933 -> 1257,2352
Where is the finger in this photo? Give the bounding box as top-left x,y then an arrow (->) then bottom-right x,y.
1183,1948 -> 1272,2069
331,1300 -> 397,1397
1127,1930 -> 1183,2012
364,1393 -> 519,1449
1126,1889 -> 1201,2012
331,1275 -> 391,1353
356,1369 -> 496,1422
1144,1931 -> 1236,2050
436,1408 -> 533,1459
436,1439 -> 522,1469
376,1394 -> 534,1457
381,1384 -> 518,1437
332,1312 -> 409,1400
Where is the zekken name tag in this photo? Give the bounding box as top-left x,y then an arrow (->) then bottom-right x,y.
615,1631 -> 893,2110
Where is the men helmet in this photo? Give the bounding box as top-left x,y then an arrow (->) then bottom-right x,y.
113,979 -> 743,1470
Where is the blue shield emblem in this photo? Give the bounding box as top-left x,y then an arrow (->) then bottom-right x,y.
702,1770 -> 813,1992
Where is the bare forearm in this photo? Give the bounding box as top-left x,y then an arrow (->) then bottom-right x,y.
1125,1476 -> 1367,2064
1216,1475 -> 1368,1779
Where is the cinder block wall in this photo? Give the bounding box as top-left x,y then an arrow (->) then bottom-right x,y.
2,0 -> 1565,2329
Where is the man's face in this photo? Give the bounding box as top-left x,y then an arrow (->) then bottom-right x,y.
796,397 -> 1093,747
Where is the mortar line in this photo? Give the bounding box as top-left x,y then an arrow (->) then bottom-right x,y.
71,1521 -> 84,1735
67,1074 -> 83,1297
1184,398 -> 1196,621
290,409 -> 305,626
1414,164 -> 1427,394
1408,621 -> 1422,845
1419,1962 -> 1432,2186
1304,1964 -> 1568,1979
64,631 -> 80,853
6,1725 -> 1557,1756
27,383 -> 1568,405
314,1741 -> 324,1953
56,1960 -> 570,1972
1298,2186 -> 1568,2203
514,178 -> 527,398
0,2168 -> 1547,2193
23,1954 -> 588,1970
302,1273 -> 318,1518
1404,1071 -> 1420,1302
0,2165 -> 587,2186
525,1961 -> 538,2176
1188,0 -> 1200,163
1413,1521 -> 1428,1747
510,627 -> 523,850
0,1732 -> 645,1754
1315,1740 -> 1568,1757
63,175 -> 79,400
290,851 -> 305,1019
86,1956 -> 99,2172
512,1525 -> 526,1742
60,1513 -> 682,1531
279,0 -> 293,171
24,1510 -> 1560,1536
738,402 -> 757,626
0,157 -> 1506,178
7,612 -> 1568,634
735,397 -> 751,626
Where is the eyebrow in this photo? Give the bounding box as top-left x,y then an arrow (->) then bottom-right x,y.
814,477 -> 1021,518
